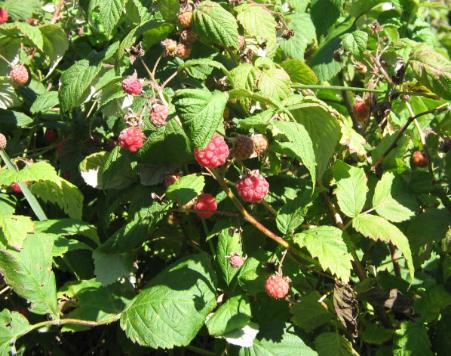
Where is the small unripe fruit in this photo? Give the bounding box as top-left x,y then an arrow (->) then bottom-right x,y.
0,133 -> 6,150
252,134 -> 268,155
0,8 -> 8,24
10,64 -> 29,86
265,274 -> 290,299
180,29 -> 196,44
412,150 -> 429,167
354,61 -> 367,74
353,97 -> 370,122
178,11 -> 193,29
195,193 -> 217,218
176,43 -> 191,59
44,129 -> 57,143
118,126 -> 146,152
229,253 -> 245,268
194,133 -> 229,168
10,182 -> 22,193
161,39 -> 178,56
122,74 -> 143,95
231,134 -> 254,160
150,104 -> 169,127
236,170 -> 269,203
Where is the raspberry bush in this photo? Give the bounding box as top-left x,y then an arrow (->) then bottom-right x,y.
0,0 -> 450,355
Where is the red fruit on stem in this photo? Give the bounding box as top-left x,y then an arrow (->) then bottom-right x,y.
118,126 -> 146,152
236,170 -> 269,203
44,129 -> 58,143
229,253 -> 245,268
0,8 -> 8,24
150,104 -> 169,127
353,97 -> 370,121
194,133 -> 229,168
10,182 -> 22,193
195,193 -> 217,218
122,74 -> 143,95
0,133 -> 6,150
412,150 -> 429,167
10,64 -> 29,86
265,274 -> 290,299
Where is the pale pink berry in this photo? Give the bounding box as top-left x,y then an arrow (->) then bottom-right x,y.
265,274 -> 290,299
150,104 -> 169,127
122,74 -> 143,95
10,65 -> 29,86
194,133 -> 229,168
0,8 -> 8,24
118,126 -> 146,152
236,170 -> 269,202
195,193 -> 217,218
229,253 -> 245,268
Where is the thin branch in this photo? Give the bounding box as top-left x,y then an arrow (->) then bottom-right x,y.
51,0 -> 65,24
172,207 -> 239,217
292,84 -> 385,93
372,103 -> 450,172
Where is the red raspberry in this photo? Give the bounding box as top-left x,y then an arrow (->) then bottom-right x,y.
194,133 -> 229,168
353,97 -> 370,121
412,150 -> 428,167
228,253 -> 245,268
178,11 -> 193,28
10,64 -> 29,86
0,8 -> 8,24
195,193 -> 217,218
176,43 -> 191,59
10,182 -> 22,193
122,74 -> 143,95
252,134 -> 268,155
265,274 -> 290,299
164,174 -> 179,187
161,39 -> 178,56
118,126 -> 146,152
231,134 -> 254,160
236,170 -> 269,202
150,104 -> 169,127
44,129 -> 57,143
0,133 -> 6,150
180,29 -> 196,45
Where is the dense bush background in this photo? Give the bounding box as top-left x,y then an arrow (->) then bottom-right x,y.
0,0 -> 450,355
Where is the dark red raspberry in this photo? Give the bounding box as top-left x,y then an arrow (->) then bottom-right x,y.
0,133 -> 6,150
122,74 -> 143,95
265,274 -> 290,299
118,126 -> 146,152
0,8 -> 8,24
231,134 -> 254,160
252,134 -> 268,155
180,29 -> 197,45
176,43 -> 191,59
10,64 -> 29,86
161,39 -> 178,56
412,150 -> 428,167
178,11 -> 193,28
353,97 -> 370,121
10,182 -> 22,193
236,170 -> 269,202
164,174 -> 179,187
195,193 -> 217,218
150,104 -> 169,127
229,253 -> 245,268
44,129 -> 57,143
194,133 -> 229,168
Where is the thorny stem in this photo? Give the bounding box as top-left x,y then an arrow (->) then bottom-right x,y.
140,58 -> 168,106
292,83 -> 385,93
372,103 -> 450,172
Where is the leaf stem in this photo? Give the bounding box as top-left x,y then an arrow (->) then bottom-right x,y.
292,84 -> 385,93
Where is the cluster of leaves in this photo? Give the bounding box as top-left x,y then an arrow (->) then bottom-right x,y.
0,0 -> 450,355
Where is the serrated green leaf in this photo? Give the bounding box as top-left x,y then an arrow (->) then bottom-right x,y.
361,323 -> 393,345
193,1 -> 239,48
98,147 -> 136,190
142,21 -> 175,49
166,174 -> 205,205
175,88 -> 228,148
414,285 -> 451,323
206,295 -> 251,336
281,59 -> 319,84
0,22 -> 43,50
217,228 -> 243,285
40,25 -> 69,75
315,332 -> 358,356
294,226 -> 352,282
34,219 -> 100,246
352,214 -> 414,280
0,309 -> 30,356
182,58 -> 228,80
393,322 -> 432,356
120,253 -> 217,349
89,0 -> 125,35
0,215 -> 34,249
332,160 -> 368,218
273,121 -> 316,186
93,249 -> 135,286
30,91 -> 59,114
372,172 -> 417,223
256,65 -> 291,101
280,13 -> 316,60
291,291 -> 333,332
2,0 -> 41,20
0,234 -> 58,317
228,63 -> 258,111
157,0 -> 179,22
342,30 -> 368,56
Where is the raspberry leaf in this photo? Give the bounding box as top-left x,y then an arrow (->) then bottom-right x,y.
217,228 -> 243,285
166,174 -> 205,205
0,309 -> 30,355
314,332 -> 358,356
0,214 -> 34,249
